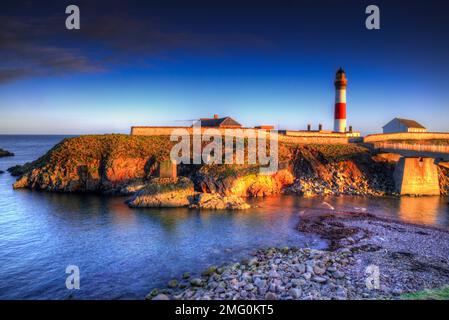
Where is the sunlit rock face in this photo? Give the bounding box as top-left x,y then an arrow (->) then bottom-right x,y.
127,177 -> 195,208
14,134 -> 443,198
438,166 -> 449,196
287,144 -> 397,197
195,165 -> 294,198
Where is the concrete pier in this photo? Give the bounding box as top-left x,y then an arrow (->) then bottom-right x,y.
394,157 -> 440,196
158,160 -> 177,179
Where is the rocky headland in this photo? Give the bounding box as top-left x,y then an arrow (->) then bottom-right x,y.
10,134 -> 418,198
9,134 -> 449,210
11,135 -> 174,192
285,145 -> 397,197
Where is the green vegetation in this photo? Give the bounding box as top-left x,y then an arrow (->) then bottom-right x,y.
200,164 -> 260,180
401,286 -> 449,300
286,143 -> 370,163
13,134 -> 368,177
307,143 -> 369,161
11,134 -> 371,194
11,134 -> 175,175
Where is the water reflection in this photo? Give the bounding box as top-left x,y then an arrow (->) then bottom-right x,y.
1,175 -> 449,299
277,195 -> 449,229
397,196 -> 448,226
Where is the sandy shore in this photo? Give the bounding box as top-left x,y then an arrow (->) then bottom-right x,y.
147,211 -> 449,300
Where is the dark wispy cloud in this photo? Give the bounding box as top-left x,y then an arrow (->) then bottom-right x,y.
0,15 -> 103,84
0,1 -> 267,84
80,14 -> 266,54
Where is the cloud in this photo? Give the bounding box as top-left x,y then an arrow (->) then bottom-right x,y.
0,68 -> 31,83
79,14 -> 266,54
0,2 -> 268,84
0,15 -> 103,84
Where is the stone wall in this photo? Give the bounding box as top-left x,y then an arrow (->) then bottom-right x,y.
364,132 -> 449,143
280,130 -> 360,138
131,126 -> 272,137
278,135 -> 349,145
131,126 -> 351,144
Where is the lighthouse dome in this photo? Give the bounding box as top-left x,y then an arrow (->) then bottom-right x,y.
335,67 -> 347,81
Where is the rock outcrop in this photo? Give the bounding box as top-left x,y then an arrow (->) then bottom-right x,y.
12,135 -> 174,192
7,165 -> 25,177
195,165 -> 294,198
190,193 -> 251,210
14,134 -> 443,198
126,180 -> 251,210
286,144 -> 396,196
438,166 -> 449,196
0,148 -> 14,157
127,177 -> 195,208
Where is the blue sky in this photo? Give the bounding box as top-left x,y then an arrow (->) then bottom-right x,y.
1,0 -> 449,135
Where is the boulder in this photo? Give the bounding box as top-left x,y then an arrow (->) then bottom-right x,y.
190,193 -> 250,210
127,177 -> 195,208
0,148 -> 14,157
118,179 -> 147,195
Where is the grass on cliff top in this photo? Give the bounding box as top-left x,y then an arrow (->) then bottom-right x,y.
284,143 -> 370,162
17,134 -> 175,172
401,286 -> 449,300
200,164 -> 260,179
14,134 -> 370,176
52,134 -> 173,161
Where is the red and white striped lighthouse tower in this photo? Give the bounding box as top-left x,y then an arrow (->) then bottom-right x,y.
334,67 -> 348,133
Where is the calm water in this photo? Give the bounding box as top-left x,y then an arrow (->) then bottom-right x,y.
0,135 -> 448,300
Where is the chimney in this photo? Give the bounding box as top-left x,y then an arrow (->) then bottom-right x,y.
307,124 -> 311,131
318,124 -> 323,131
214,114 -> 219,119
349,125 -> 353,133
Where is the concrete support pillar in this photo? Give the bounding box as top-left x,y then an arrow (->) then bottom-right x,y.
158,160 -> 177,179
394,157 -> 440,196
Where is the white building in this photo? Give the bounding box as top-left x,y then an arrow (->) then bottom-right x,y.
382,118 -> 427,134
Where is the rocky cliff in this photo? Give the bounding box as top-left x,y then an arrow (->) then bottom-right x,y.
13,134 -> 447,198
12,135 -> 173,192
11,135 -> 294,198
194,164 -> 294,197
285,144 -> 397,196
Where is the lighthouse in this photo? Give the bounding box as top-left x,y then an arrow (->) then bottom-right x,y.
334,67 -> 347,133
